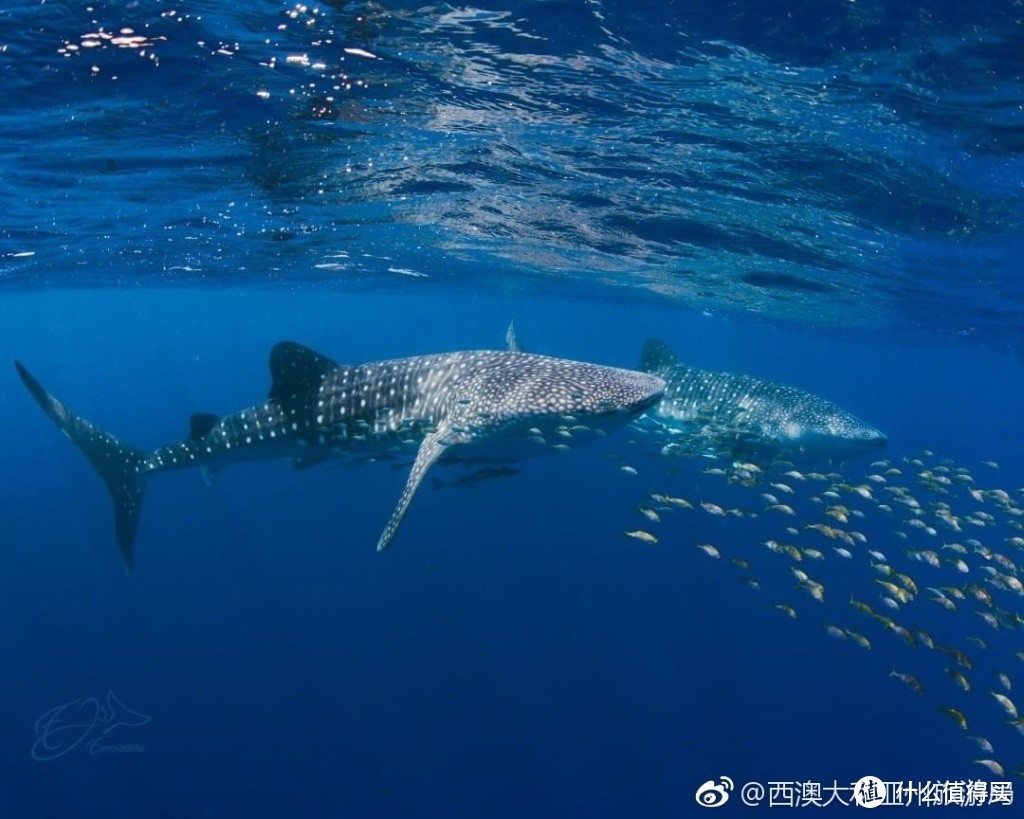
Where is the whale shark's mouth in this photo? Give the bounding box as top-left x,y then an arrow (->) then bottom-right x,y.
633,389 -> 665,415
591,384 -> 664,420
797,426 -> 888,456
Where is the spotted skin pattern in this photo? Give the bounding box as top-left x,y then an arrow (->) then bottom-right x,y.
638,339 -> 886,458
15,343 -> 664,570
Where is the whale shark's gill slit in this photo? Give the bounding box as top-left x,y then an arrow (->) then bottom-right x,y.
374,408 -> 393,436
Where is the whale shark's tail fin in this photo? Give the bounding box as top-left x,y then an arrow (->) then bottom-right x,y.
638,338 -> 678,373
14,362 -> 148,574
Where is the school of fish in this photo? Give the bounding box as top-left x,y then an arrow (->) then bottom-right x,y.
613,439 -> 1024,779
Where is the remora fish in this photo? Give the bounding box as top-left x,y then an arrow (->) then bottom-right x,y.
636,339 -> 886,459
15,343 -> 663,571
431,466 -> 520,490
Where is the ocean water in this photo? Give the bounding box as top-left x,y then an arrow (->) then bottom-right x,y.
2,1 -> 1023,817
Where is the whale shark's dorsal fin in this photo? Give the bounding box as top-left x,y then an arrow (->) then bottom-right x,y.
268,342 -> 340,403
505,321 -> 523,353
638,338 -> 678,373
189,413 -> 220,441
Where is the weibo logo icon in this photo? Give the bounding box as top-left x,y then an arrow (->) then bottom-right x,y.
695,776 -> 734,808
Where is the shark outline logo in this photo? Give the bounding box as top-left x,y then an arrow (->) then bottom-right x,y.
32,691 -> 150,761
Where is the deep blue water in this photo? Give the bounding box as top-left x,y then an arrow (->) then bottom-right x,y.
2,1 -> 1024,817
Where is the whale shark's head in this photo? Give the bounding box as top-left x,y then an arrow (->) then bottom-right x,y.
467,352 -> 665,429
378,350 -> 666,551
829,414 -> 887,449
636,337 -> 886,461
808,415 -> 887,449
779,406 -> 887,457
435,351 -> 664,464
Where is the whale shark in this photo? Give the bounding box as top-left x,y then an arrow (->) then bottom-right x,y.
635,338 -> 886,460
15,343 -> 664,571
505,328 -> 885,460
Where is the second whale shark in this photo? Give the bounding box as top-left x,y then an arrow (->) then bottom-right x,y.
635,339 -> 886,460
16,343 -> 664,571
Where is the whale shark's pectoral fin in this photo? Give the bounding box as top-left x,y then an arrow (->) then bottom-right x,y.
376,426 -> 454,551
